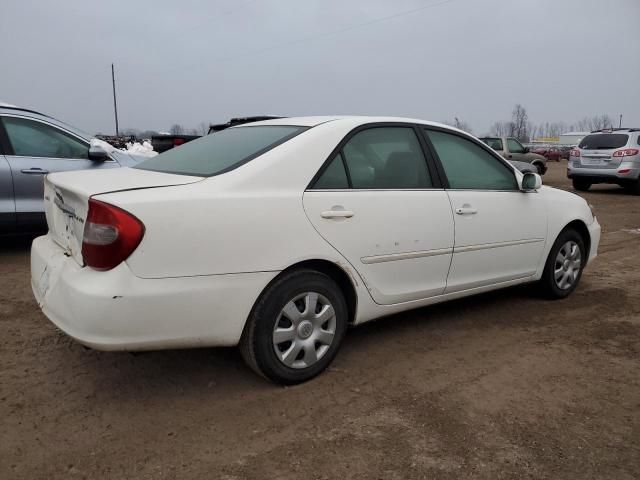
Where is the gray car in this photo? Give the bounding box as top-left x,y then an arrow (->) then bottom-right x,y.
0,106 -> 144,234
567,128 -> 640,194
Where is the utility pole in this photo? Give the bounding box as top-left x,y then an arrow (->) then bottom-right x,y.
111,63 -> 119,136
619,114 -> 623,128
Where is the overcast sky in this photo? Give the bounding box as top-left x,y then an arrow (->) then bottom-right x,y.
1,0 -> 639,135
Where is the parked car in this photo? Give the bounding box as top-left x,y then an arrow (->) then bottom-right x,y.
31,116 -> 600,384
479,136 -> 547,174
0,106 -> 146,234
510,160 -> 537,174
151,134 -> 200,153
532,146 -> 563,162
568,128 -> 640,194
208,116 -> 283,134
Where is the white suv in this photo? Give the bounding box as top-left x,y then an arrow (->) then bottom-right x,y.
568,128 -> 640,194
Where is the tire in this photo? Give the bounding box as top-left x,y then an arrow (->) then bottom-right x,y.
240,269 -> 348,385
539,228 -> 586,299
623,179 -> 640,195
534,162 -> 545,175
572,179 -> 591,191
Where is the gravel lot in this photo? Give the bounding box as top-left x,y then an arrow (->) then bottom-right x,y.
1,161 -> 639,479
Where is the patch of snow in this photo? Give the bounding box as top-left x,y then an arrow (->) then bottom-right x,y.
90,138 -> 157,157
125,141 -> 157,157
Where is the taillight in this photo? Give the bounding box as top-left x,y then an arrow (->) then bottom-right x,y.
173,138 -> 185,146
612,148 -> 639,157
82,199 -> 145,271
570,149 -> 580,157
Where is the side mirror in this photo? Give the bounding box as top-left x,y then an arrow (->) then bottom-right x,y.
523,146 -> 530,153
88,144 -> 110,161
521,172 -> 542,191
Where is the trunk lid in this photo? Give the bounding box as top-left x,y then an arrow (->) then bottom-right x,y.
43,167 -> 202,265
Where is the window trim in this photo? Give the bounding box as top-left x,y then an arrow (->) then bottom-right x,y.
421,126 -> 519,192
307,122 -> 445,191
0,114 -> 99,160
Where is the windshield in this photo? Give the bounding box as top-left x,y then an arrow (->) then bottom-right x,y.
578,134 -> 628,150
135,125 -> 308,176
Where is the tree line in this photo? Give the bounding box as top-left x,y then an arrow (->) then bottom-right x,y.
446,105 -> 617,142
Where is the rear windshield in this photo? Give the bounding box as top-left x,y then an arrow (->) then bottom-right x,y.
136,125 -> 308,176
578,134 -> 628,150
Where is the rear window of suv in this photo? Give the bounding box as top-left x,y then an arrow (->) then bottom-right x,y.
578,134 -> 628,150
136,125 -> 308,176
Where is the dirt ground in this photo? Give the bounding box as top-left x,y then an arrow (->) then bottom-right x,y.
1,161 -> 639,479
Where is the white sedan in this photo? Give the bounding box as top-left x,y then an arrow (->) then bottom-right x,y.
31,116 -> 600,384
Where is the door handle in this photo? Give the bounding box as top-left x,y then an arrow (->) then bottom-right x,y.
507,154 -> 513,159
455,206 -> 477,215
21,168 -> 49,174
321,210 -> 354,219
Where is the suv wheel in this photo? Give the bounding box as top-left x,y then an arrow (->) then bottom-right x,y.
539,228 -> 586,299
240,269 -> 348,385
572,179 -> 591,191
623,179 -> 640,195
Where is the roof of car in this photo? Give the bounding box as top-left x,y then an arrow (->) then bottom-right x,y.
244,115 -> 462,131
589,128 -> 640,133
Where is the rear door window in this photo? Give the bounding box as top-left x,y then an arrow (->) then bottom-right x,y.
579,134 -> 629,149
136,125 -> 307,177
311,127 -> 433,190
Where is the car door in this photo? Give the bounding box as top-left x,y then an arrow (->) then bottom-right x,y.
1,115 -> 119,230
423,128 -> 547,293
0,153 -> 16,233
303,124 -> 454,305
506,137 -> 528,162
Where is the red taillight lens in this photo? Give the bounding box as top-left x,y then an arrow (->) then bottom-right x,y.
612,148 -> 639,157
570,149 -> 580,157
173,138 -> 185,146
82,199 -> 145,271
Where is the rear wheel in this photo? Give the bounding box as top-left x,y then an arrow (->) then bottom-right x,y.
539,228 -> 586,299
623,178 -> 640,195
240,269 -> 348,385
572,179 -> 591,191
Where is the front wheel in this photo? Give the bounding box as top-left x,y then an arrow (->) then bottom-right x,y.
538,229 -> 586,299
572,179 -> 591,191
240,269 -> 348,385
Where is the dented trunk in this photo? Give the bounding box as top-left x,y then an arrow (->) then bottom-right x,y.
43,167 -> 203,266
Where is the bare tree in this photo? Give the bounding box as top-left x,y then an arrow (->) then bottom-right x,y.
443,117 -> 473,134
169,124 -> 185,135
511,104 -> 529,142
489,121 -> 515,137
575,115 -> 614,132
196,122 -> 209,135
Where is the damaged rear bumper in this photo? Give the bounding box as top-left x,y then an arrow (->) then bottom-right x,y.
31,234 -> 278,351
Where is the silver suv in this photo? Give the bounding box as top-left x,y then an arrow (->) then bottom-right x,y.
568,128 -> 640,194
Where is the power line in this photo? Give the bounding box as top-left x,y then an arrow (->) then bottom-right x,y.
158,0 -> 461,77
